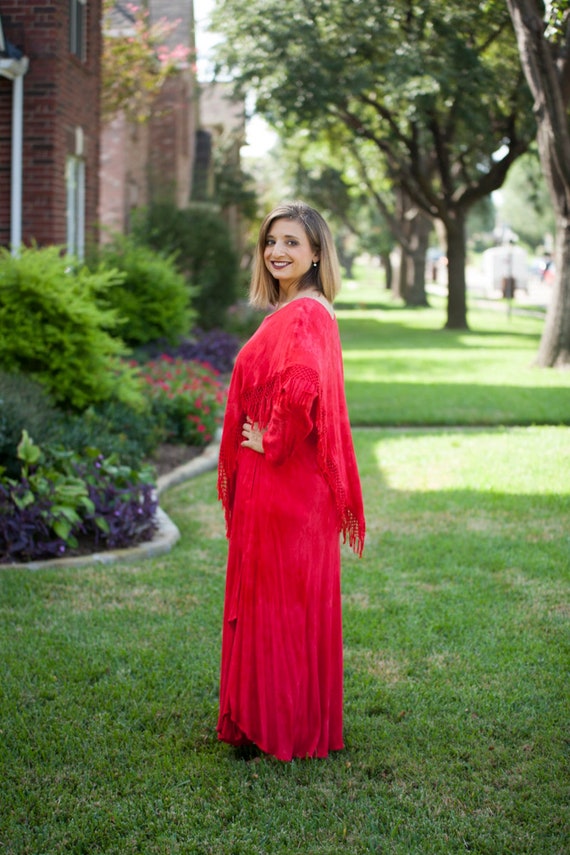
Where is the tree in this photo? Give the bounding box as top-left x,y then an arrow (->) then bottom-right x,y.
276,132 -> 395,281
102,0 -> 191,123
498,147 -> 555,251
341,129 -> 431,304
506,0 -> 570,366
212,0 -> 536,328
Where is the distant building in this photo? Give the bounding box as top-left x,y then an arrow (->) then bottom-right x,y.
0,1 -> 102,256
198,80 -> 247,251
99,0 -> 198,237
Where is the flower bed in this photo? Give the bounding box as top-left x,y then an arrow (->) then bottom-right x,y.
140,356 -> 227,446
0,357 -> 229,564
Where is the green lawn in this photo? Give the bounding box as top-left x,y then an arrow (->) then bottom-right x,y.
1,303 -> 569,854
337,295 -> 570,426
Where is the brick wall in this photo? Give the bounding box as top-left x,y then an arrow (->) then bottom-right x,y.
99,114 -> 149,238
148,70 -> 195,208
0,0 -> 102,249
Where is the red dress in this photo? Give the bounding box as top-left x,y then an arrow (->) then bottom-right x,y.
217,297 -> 365,760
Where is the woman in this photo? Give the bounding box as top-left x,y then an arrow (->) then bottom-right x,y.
217,201 -> 365,761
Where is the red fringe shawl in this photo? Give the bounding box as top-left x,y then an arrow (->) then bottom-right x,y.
218,298 -> 365,556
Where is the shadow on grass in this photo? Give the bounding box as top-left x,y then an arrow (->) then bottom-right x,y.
345,382 -> 570,426
338,316 -> 542,349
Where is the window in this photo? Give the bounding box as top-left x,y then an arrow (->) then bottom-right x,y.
0,14 -> 6,55
66,155 -> 85,259
69,0 -> 86,61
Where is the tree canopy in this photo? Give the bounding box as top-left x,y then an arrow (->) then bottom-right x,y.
212,0 -> 536,328
498,147 -> 555,250
101,0 -> 192,123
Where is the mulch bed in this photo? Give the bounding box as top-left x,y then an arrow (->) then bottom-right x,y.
147,443 -> 205,477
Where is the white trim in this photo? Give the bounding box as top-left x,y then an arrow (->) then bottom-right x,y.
76,158 -> 85,259
0,56 -> 29,81
10,73 -> 24,252
0,56 -> 29,254
66,153 -> 86,259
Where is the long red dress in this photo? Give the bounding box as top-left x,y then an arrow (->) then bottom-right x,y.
217,297 -> 365,760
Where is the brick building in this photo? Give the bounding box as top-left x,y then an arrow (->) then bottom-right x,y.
199,80 -> 246,252
0,0 -> 245,256
99,0 -> 198,238
0,0 -> 102,256
99,1 -> 246,245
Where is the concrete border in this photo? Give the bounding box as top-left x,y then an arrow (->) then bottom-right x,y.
156,440 -> 220,496
0,440 -> 220,571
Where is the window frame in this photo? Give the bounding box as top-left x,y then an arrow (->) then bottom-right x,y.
66,154 -> 85,259
69,0 -> 87,61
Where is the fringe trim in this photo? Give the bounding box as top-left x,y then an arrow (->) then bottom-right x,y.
341,508 -> 366,558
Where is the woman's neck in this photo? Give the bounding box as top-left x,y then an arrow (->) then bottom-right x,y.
278,286 -> 320,306
276,289 -> 334,318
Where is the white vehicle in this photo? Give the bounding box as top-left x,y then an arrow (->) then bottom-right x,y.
482,245 -> 529,295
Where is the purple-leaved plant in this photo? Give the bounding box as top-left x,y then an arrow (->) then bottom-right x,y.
0,438 -> 159,564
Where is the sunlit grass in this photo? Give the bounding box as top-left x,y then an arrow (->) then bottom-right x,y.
337,298 -> 570,426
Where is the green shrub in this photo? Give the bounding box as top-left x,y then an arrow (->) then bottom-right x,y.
224,300 -> 267,340
55,400 -> 163,468
0,246 -> 143,410
132,203 -> 239,330
0,370 -> 157,477
0,372 -> 61,477
94,237 -> 195,346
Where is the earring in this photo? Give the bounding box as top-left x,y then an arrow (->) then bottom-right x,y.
312,261 -> 318,268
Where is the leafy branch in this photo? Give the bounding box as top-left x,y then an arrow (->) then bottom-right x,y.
101,0 -> 194,123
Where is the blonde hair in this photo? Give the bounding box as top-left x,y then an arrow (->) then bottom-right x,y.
249,201 -> 342,308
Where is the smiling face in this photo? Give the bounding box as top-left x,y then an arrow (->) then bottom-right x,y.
263,217 -> 320,300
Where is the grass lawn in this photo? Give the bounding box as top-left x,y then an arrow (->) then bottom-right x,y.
1,427 -> 568,854
337,283 -> 570,427
1,301 -> 569,854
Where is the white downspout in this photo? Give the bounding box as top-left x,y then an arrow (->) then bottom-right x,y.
0,55 -> 29,255
11,70 -> 24,253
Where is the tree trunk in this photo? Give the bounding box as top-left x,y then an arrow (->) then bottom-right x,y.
536,214 -> 570,366
507,0 -> 570,366
532,110 -> 570,365
381,252 -> 392,291
406,212 -> 430,306
337,243 -> 356,279
395,246 -> 407,301
444,211 -> 468,329
396,205 -> 430,306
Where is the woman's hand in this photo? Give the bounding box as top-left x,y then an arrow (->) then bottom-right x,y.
241,418 -> 266,454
